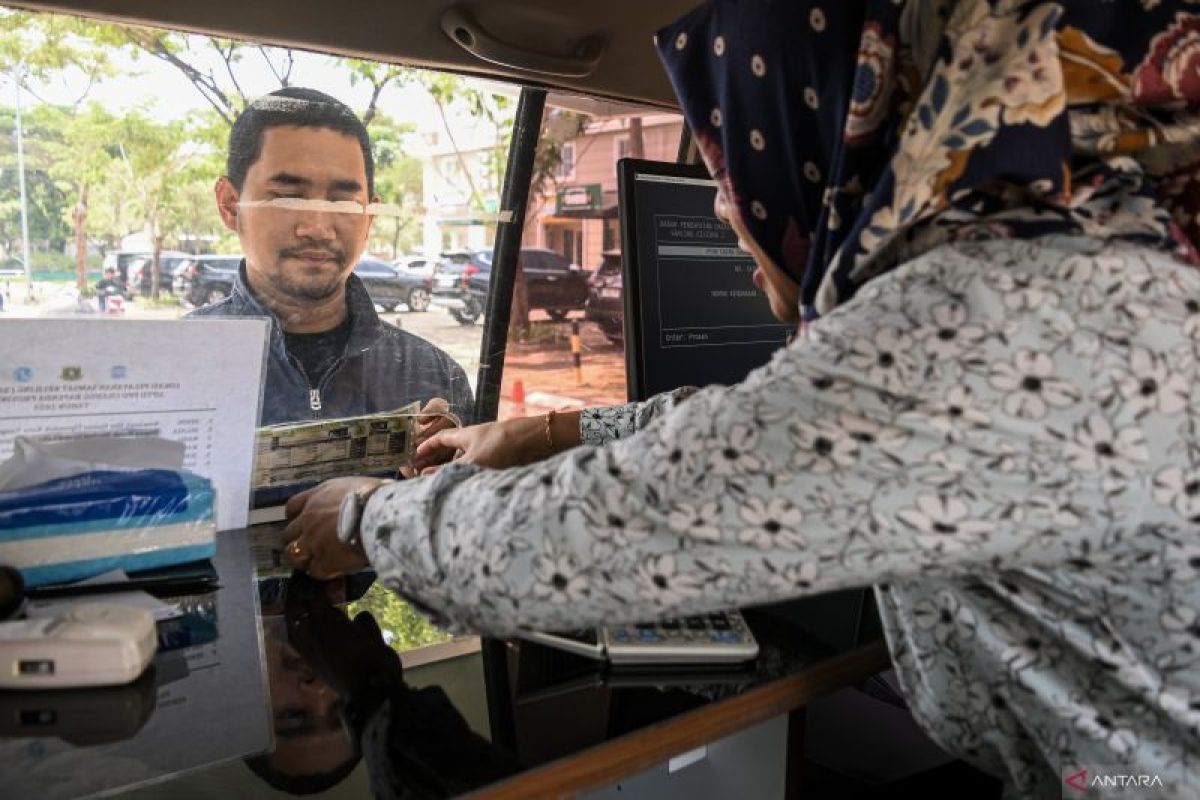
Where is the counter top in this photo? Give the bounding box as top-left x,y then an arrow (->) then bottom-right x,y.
0,528 -> 889,799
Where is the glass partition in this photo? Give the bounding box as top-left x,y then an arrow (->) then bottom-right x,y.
0,5 -> 529,652
496,107 -> 685,419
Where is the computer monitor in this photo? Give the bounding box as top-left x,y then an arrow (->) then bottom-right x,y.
616,159 -> 795,401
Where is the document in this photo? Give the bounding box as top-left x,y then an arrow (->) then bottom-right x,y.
0,319 -> 269,530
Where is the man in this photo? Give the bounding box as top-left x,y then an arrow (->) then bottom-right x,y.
95,267 -> 122,312
192,87 -> 472,427
243,612 -> 359,794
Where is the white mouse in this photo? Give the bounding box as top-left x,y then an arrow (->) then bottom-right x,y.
0,604 -> 157,689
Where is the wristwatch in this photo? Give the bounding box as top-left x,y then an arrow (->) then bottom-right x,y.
337,480 -> 393,545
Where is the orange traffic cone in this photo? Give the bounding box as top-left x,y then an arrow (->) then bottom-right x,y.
512,378 -> 527,417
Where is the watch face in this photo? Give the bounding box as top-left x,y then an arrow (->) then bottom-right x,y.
337,492 -> 360,543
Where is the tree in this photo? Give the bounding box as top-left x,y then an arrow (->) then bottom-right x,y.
0,105 -> 71,256
113,113 -> 197,297
347,583 -> 450,652
628,116 -> 645,158
0,9 -> 111,278
0,9 -> 112,92
341,58 -> 410,128
114,25 -> 409,131
115,28 -> 255,125
368,113 -> 423,258
508,108 -> 589,337
40,103 -> 120,288
419,73 -> 491,212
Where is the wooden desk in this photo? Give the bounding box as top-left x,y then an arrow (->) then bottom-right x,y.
468,640 -> 890,799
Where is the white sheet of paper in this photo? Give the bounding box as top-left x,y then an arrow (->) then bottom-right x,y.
25,590 -> 183,621
78,569 -> 131,585
0,319 -> 269,530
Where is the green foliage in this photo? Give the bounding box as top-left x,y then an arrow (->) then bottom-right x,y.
1,250 -> 101,273
1,9 -> 589,275
347,582 -> 452,653
0,8 -> 113,83
367,113 -> 423,257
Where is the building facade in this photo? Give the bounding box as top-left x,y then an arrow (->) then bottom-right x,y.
418,107 -> 684,269
527,114 -> 683,270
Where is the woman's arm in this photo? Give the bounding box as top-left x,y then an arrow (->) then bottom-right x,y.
409,386 -> 699,471
356,243 -> 1188,635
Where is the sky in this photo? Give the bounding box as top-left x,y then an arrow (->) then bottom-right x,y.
15,26 -> 474,136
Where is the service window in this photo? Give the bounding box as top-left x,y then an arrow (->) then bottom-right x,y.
0,6 -> 536,654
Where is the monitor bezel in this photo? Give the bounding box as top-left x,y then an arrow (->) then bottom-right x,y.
616,158 -> 716,402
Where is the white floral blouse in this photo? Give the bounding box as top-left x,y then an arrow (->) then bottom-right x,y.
361,236 -> 1200,798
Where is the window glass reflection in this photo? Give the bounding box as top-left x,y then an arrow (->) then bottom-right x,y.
1,7 -> 525,652
499,111 -> 684,420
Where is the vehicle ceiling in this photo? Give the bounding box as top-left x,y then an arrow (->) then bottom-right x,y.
8,0 -> 701,112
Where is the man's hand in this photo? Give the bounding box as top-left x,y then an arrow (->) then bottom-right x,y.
282,476 -> 384,579
400,397 -> 460,478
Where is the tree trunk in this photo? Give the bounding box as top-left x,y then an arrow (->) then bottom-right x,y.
151,225 -> 162,300
431,94 -> 486,211
112,194 -> 122,251
73,182 -> 89,292
628,116 -> 646,158
390,218 -> 401,260
509,260 -> 530,340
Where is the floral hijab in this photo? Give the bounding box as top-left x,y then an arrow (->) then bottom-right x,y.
656,0 -> 1200,318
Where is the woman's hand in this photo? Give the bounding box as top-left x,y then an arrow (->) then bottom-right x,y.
410,416 -> 546,472
282,476 -> 384,580
410,409 -> 584,472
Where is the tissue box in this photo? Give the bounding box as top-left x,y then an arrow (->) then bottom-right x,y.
0,469 -> 216,587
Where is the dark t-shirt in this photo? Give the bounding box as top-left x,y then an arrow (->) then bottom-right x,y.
283,314 -> 352,387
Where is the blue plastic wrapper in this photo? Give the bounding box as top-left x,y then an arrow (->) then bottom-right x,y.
0,469 -> 216,587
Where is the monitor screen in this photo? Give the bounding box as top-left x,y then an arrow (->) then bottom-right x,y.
618,159 -> 794,401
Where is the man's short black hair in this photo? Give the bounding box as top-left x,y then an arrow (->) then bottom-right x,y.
243,752 -> 361,795
226,87 -> 374,196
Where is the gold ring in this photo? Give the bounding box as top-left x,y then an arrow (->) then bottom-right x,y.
289,540 -> 303,559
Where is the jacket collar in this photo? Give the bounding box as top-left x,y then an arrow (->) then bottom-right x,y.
231,261 -> 383,354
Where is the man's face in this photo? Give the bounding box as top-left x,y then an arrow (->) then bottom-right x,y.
262,617 -> 355,777
217,126 -> 373,305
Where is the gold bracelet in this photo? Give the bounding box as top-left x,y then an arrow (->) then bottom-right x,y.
544,409 -> 557,454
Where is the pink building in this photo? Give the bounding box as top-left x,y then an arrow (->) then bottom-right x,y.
526,114 -> 684,270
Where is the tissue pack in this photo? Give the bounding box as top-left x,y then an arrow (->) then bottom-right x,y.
0,469 -> 216,587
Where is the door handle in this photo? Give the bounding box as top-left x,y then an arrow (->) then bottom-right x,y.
440,6 -> 605,78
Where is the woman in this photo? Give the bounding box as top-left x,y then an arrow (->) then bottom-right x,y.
283,2 -> 1200,795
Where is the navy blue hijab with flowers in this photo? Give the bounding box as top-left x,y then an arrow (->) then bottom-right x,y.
657,0 -> 1200,318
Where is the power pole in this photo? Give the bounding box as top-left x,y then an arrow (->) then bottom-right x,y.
12,63 -> 32,297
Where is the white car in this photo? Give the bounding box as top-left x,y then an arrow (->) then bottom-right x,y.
394,255 -> 440,279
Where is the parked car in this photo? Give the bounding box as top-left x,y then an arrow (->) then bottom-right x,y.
431,250 -> 491,324
584,249 -> 624,344
432,248 -> 590,325
354,258 -> 433,312
175,255 -> 241,307
128,252 -> 194,297
177,255 -> 433,312
101,250 -> 151,298
395,255 -> 439,278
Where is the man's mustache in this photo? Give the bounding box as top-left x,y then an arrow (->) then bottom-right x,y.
280,245 -> 346,265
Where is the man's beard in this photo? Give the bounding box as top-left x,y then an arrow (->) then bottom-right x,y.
275,247 -> 347,301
